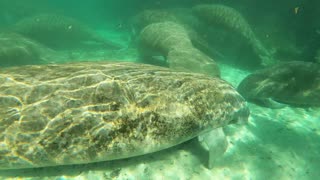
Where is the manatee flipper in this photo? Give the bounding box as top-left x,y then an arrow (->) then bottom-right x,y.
198,128 -> 228,169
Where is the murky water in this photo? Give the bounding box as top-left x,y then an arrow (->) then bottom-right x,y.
0,1 -> 319,179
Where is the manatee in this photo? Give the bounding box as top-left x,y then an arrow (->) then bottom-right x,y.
192,4 -> 274,66
11,14 -> 122,50
0,32 -> 56,66
237,61 -> 320,108
139,21 -> 220,77
131,9 -> 215,58
0,61 -> 248,169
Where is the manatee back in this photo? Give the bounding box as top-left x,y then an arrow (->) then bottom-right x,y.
0,62 -> 248,169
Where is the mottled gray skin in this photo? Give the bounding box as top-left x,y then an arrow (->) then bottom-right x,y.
237,61 -> 320,108
139,21 -> 220,77
0,62 -> 248,169
11,14 -> 121,50
131,9 -> 214,57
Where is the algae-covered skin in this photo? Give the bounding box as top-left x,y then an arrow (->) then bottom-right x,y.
192,4 -> 274,66
139,21 -> 220,77
0,61 -> 248,169
11,14 -> 121,50
237,61 -> 320,107
0,32 -> 56,66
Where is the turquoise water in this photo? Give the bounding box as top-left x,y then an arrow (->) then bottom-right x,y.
0,1 -> 320,179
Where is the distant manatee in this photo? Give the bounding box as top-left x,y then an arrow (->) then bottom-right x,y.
11,14 -> 122,50
193,4 -> 274,66
139,21 -> 220,77
0,32 -> 56,66
237,61 -> 320,108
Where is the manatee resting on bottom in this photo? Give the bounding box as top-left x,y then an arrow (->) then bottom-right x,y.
0,61 -> 249,169
237,61 -> 320,108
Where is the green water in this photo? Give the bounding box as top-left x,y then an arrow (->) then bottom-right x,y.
0,0 -> 319,179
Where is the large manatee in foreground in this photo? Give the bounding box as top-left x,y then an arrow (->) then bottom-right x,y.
237,61 -> 320,108
0,62 -> 248,169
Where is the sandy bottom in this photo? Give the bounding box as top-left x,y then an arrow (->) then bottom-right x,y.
1,31 -> 320,180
